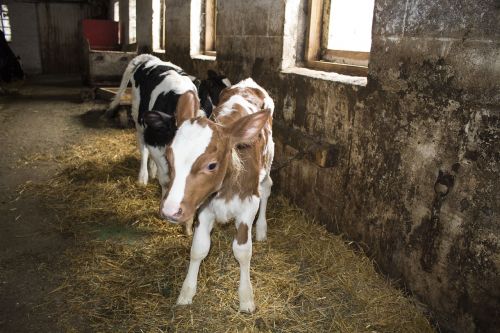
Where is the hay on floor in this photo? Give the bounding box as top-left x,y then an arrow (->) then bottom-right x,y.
25,129 -> 434,332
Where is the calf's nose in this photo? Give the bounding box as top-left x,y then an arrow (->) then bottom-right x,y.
161,202 -> 184,222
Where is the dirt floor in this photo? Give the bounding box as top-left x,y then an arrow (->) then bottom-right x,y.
0,77 -> 105,332
0,77 -> 435,333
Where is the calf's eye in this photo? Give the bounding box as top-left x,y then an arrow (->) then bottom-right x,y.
207,162 -> 217,171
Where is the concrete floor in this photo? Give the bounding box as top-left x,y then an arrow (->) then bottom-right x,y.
0,77 -> 103,332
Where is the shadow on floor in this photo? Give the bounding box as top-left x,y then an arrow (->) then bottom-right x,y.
77,108 -> 134,129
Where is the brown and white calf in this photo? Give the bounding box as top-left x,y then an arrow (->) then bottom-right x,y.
159,78 -> 274,312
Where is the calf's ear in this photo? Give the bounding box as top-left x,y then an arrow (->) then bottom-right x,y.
228,109 -> 271,146
176,91 -> 200,127
144,111 -> 172,129
221,77 -> 231,87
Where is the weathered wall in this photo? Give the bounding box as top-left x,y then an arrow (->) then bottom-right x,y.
4,0 -> 42,74
128,0 -> 500,332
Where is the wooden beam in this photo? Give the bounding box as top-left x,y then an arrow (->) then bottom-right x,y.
304,0 -> 324,62
306,60 -> 368,77
324,49 -> 370,61
322,49 -> 370,67
204,0 -> 216,52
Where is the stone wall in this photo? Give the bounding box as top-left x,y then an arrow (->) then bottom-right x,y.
120,1 -> 500,331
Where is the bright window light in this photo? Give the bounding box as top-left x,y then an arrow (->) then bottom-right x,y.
113,1 -> 119,22
129,0 -> 137,43
152,0 -> 162,50
327,0 -> 375,52
1,4 -> 12,42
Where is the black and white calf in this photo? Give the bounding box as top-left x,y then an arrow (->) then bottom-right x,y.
107,54 -> 230,195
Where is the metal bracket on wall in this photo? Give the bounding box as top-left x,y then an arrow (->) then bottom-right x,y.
273,120 -> 341,169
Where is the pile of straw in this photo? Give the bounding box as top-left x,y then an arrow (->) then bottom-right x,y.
25,129 -> 434,332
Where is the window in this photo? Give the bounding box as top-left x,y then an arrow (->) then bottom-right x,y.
190,0 -> 216,58
152,0 -> 166,51
1,4 -> 11,42
204,0 -> 216,56
113,1 -> 119,22
305,0 -> 375,76
129,0 -> 137,43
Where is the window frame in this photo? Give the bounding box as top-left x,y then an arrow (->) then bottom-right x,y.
159,0 -> 166,50
152,0 -> 166,51
113,1 -> 119,22
1,4 -> 12,42
203,0 -> 216,56
305,0 -> 370,76
128,0 -> 137,44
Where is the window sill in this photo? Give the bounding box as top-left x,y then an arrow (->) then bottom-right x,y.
281,66 -> 367,86
191,54 -> 216,61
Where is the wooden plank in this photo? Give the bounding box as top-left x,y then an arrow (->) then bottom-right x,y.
324,49 -> 370,61
96,87 -> 132,106
306,60 -> 368,77
322,49 -> 370,66
304,0 -> 324,62
321,0 -> 331,52
204,0 -> 216,52
160,0 -> 166,49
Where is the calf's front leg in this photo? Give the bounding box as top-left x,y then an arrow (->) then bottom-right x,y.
183,218 -> 193,236
177,210 -> 214,305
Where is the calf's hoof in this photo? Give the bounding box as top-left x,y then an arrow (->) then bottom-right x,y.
255,231 -> 267,242
239,288 -> 255,313
239,300 -> 256,313
255,220 -> 267,241
176,286 -> 196,305
138,173 -> 149,185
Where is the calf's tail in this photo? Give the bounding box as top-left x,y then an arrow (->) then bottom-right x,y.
104,54 -> 157,117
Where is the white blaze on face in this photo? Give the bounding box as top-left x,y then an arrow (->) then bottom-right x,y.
162,120 -> 213,217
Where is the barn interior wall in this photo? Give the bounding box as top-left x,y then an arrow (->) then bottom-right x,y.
4,0 -> 42,74
4,0 -> 110,75
119,0 -> 499,332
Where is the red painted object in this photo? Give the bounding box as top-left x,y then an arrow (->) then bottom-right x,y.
82,19 -> 120,50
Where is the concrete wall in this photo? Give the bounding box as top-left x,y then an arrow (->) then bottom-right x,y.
125,1 -> 499,332
5,0 -> 42,74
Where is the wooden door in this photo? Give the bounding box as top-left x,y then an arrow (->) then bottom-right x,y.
37,2 -> 89,74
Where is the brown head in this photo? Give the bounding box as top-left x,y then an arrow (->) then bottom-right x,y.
159,109 -> 271,223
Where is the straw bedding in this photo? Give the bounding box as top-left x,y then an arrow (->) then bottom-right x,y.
24,128 -> 434,332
